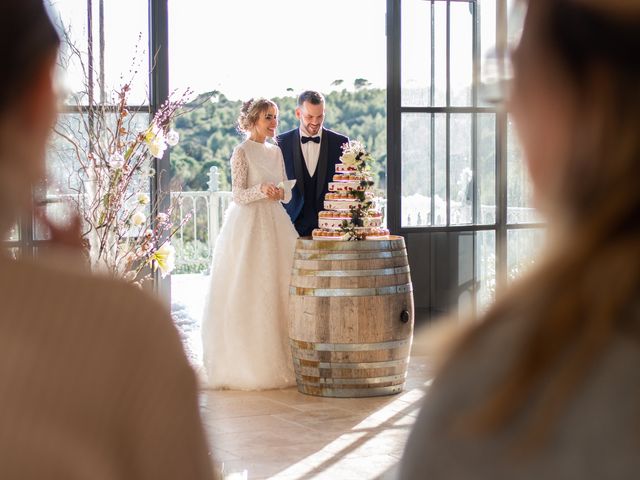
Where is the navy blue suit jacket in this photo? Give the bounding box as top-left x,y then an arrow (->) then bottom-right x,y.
277,127 -> 349,228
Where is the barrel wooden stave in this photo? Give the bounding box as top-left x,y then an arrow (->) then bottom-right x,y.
290,294 -> 412,344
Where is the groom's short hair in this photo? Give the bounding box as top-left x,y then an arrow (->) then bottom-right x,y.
297,90 -> 325,107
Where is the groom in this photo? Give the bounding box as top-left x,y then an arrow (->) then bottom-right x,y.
278,91 -> 349,237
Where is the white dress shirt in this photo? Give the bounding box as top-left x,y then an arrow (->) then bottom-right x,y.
299,126 -> 322,177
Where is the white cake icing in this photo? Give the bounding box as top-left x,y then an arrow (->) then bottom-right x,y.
328,181 -> 368,193
323,199 -> 368,211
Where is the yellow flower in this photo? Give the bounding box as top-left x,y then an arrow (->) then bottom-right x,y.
144,125 -> 167,159
149,242 -> 175,278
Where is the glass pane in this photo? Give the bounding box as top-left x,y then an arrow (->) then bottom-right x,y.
478,0 -> 497,107
48,113 -> 90,197
5,223 -> 19,242
401,0 -> 432,107
507,116 -> 540,223
450,114 -> 473,225
507,228 -> 546,282
52,0 -> 149,106
477,113 -> 496,224
456,232 -> 474,314
476,229 -> 496,311
434,113 -> 447,226
50,0 -> 89,105
33,201 -> 76,241
5,248 -> 20,260
44,112 -> 151,242
401,113 -> 431,227
434,2 -> 447,106
450,2 -> 473,107
103,1 -> 149,105
508,0 -> 527,46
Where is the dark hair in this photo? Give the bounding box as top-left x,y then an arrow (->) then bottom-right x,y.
297,90 -> 325,107
0,0 -> 60,113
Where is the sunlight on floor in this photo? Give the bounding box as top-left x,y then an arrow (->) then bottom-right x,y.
201,362 -> 432,480
267,383 -> 431,480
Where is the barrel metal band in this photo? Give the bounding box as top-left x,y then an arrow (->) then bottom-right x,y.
296,237 -> 405,251
296,373 -> 407,386
289,283 -> 413,297
296,385 -> 405,397
294,249 -> 407,261
291,265 -> 410,278
293,358 -> 408,370
290,338 -> 411,352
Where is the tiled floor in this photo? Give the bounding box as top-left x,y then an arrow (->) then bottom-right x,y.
200,356 -> 433,480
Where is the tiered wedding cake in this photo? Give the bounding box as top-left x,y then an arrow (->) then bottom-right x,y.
312,141 -> 390,241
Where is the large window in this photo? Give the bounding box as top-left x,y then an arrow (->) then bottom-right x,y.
6,1 -> 171,299
388,0 -> 544,320
6,1 -> 152,259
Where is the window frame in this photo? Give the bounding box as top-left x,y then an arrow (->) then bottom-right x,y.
386,0 -> 544,303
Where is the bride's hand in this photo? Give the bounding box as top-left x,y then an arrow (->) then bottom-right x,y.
261,183 -> 280,200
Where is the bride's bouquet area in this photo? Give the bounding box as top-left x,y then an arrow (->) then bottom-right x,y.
53,80 -> 191,286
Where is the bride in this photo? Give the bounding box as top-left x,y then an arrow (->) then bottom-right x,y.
201,98 -> 298,390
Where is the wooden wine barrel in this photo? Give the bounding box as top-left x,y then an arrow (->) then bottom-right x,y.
289,236 -> 414,398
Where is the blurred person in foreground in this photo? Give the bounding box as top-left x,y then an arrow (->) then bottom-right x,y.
0,1 -> 215,478
400,0 -> 640,478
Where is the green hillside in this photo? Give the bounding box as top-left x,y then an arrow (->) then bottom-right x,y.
170,87 -> 387,192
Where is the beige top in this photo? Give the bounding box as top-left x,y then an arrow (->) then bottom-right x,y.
400,309 -> 640,479
0,252 -> 215,479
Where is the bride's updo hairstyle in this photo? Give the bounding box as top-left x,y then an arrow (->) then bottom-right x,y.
237,98 -> 278,136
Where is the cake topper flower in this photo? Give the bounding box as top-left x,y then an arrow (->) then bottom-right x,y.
340,140 -> 373,171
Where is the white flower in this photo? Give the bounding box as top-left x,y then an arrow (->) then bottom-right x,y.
341,151 -> 357,166
166,129 -> 180,146
108,152 -> 125,169
156,212 -> 169,223
150,242 -> 176,278
131,211 -> 146,226
137,193 -> 150,205
148,138 -> 167,159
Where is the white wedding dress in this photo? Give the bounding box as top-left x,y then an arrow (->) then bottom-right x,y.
201,139 -> 298,390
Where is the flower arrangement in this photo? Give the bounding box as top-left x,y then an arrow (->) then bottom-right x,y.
339,140 -> 374,173
338,141 -> 376,241
53,77 -> 192,285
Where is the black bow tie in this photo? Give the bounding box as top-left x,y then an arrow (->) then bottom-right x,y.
301,136 -> 320,144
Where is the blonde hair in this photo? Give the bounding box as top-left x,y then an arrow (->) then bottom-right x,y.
236,98 -> 277,135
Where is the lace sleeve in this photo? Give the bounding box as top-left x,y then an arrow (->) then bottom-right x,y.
277,148 -> 292,204
231,147 -> 267,205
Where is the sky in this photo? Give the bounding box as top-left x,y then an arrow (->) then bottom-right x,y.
49,0 -> 497,104
167,0 -> 387,100
50,0 -> 386,102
